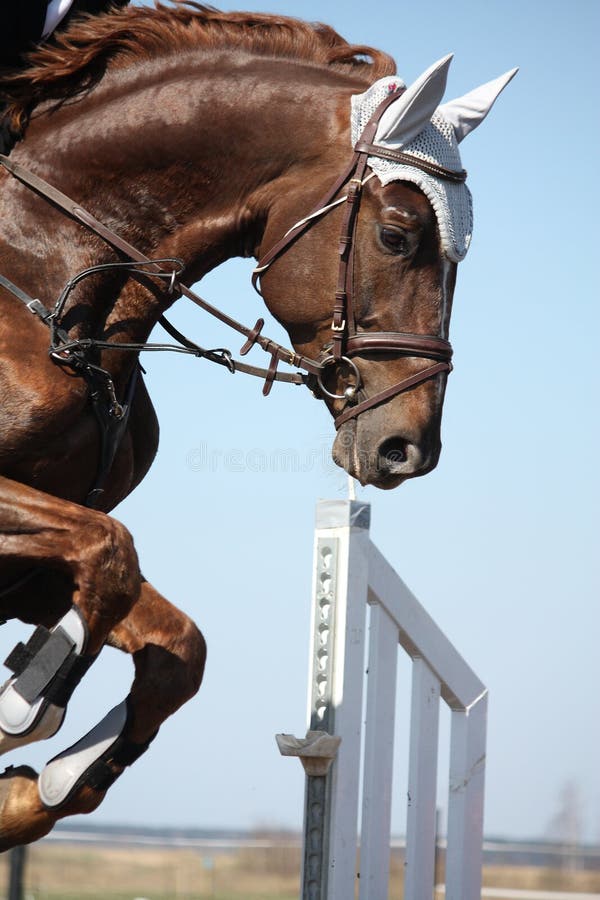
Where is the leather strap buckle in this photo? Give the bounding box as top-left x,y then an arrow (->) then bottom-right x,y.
26,298 -> 52,322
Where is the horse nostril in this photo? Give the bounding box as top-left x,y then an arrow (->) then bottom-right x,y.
378,437 -> 408,466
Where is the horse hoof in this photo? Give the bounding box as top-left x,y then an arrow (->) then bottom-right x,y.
0,765 -> 53,851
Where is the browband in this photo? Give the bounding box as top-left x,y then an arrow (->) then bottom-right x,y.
354,141 -> 467,183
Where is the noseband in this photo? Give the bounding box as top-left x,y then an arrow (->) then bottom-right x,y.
253,86 -> 459,429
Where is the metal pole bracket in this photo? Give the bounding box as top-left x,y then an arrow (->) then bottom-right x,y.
275,730 -> 341,777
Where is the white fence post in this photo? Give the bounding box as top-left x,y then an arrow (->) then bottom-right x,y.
358,599 -> 398,899
446,694 -> 488,899
404,657 -> 441,897
277,500 -> 371,900
277,499 -> 488,900
317,501 -> 370,900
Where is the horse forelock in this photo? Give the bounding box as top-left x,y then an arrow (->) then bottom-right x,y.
1,1 -> 396,133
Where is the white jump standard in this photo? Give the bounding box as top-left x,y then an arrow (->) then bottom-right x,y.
277,499 -> 488,900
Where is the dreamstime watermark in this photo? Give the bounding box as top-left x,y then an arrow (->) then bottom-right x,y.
186,442 -> 334,475
185,431 -> 386,476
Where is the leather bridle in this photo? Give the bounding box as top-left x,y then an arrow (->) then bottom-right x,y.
252,86 -> 460,429
0,86 -> 462,445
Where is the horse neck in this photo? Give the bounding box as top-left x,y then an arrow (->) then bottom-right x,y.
10,56 -> 356,349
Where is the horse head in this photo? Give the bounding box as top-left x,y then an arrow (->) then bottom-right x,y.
257,56 -> 516,488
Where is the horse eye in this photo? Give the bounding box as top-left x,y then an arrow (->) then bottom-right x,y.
379,226 -> 411,256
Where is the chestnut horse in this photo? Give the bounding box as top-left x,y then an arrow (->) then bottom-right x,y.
0,2 -> 514,848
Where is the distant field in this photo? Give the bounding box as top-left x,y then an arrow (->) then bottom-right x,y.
1,842 -> 600,899
2,843 -> 299,900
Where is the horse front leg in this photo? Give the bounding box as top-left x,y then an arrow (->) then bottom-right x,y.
0,579 -> 206,851
0,475 -> 142,849
0,476 -> 141,753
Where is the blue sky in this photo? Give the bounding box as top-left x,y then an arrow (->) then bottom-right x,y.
4,0 -> 598,844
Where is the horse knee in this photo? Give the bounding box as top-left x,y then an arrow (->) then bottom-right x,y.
72,517 -> 141,632
87,517 -> 139,594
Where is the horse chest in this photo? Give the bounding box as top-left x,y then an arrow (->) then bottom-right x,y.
0,355 -> 158,510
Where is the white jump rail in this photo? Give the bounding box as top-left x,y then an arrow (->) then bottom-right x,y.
277,499 -> 488,900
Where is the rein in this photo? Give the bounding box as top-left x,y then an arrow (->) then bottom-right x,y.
0,152 -> 322,395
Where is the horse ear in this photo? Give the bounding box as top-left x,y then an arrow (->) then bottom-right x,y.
374,54 -> 454,147
438,68 -> 518,143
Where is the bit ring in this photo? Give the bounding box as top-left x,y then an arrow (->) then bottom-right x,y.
316,356 -> 361,401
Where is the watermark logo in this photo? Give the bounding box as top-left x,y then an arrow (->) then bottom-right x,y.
185,430 -> 382,476
186,442 -> 335,475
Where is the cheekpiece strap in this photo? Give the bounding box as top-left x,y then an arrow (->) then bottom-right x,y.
330,86 -> 407,358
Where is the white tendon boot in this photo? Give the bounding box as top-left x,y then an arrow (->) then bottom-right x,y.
0,608 -> 90,754
39,700 -> 155,808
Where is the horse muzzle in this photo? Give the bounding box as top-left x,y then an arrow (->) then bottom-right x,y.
330,355 -> 447,488
333,418 -> 443,488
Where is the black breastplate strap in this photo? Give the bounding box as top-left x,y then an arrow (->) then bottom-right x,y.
85,364 -> 139,508
0,271 -> 136,509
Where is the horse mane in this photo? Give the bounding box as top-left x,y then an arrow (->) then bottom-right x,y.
1,1 -> 396,133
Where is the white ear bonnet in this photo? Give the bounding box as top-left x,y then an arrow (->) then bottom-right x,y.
351,57 -> 517,261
